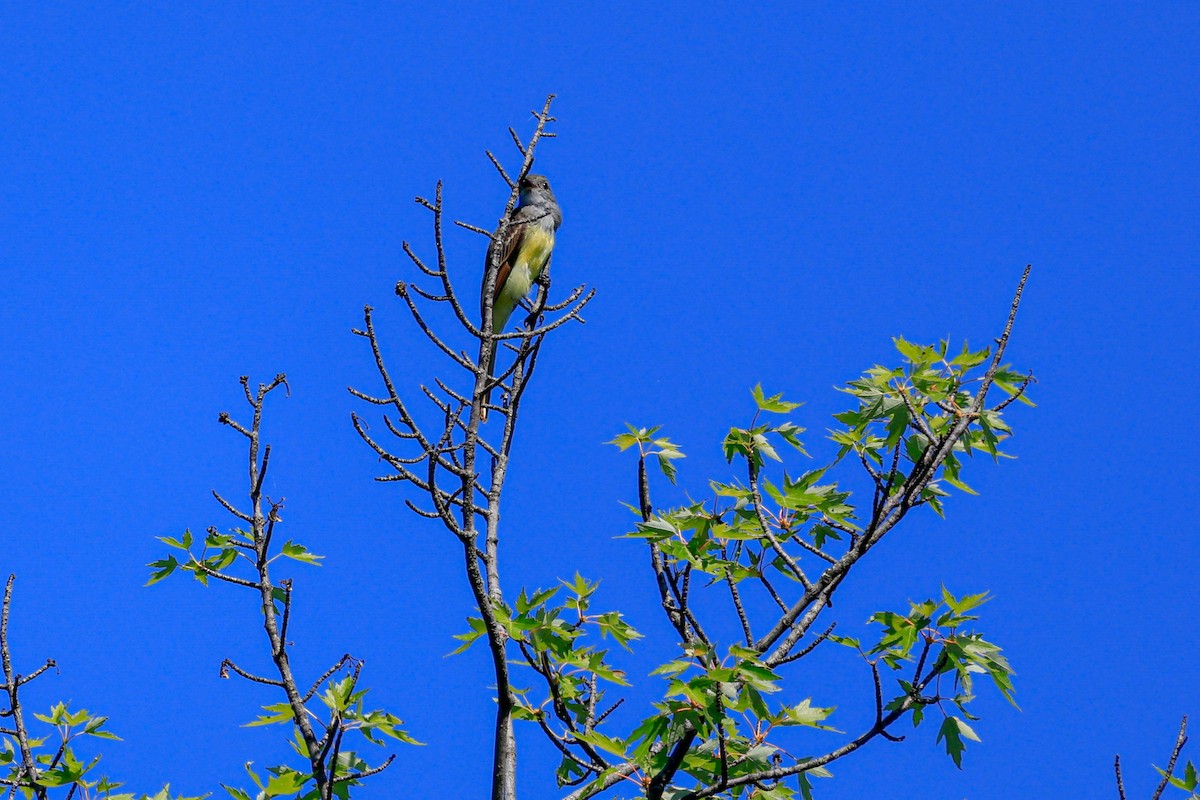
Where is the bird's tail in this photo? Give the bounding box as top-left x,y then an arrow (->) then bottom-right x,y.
478,342 -> 497,422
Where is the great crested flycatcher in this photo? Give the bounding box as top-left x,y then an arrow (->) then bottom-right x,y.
479,174 -> 562,419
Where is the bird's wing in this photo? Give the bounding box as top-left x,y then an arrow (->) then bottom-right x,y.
482,205 -> 541,306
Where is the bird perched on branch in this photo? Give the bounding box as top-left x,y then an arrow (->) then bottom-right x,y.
479,173 -> 562,419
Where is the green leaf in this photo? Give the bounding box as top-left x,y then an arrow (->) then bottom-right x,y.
626,518 -> 677,541
1156,761 -> 1200,794
894,337 -> 938,366
595,611 -> 642,649
607,424 -> 662,451
574,730 -> 628,759
146,555 -> 179,586
243,763 -> 265,791
736,661 -> 781,692
723,427 -> 751,463
936,716 -> 976,768
773,421 -> 808,454
607,433 -> 640,451
564,572 -> 598,600
83,716 -> 122,741
206,530 -> 234,548
158,530 -> 193,551
657,451 -> 681,484
778,699 -> 840,731
264,769 -> 307,797
650,660 -> 695,678
940,586 -> 991,615
727,644 -> 762,660
754,433 -> 782,463
798,772 -> 815,800
752,384 -> 803,413
280,541 -> 323,566
627,714 -> 670,761
884,406 -> 908,448
956,716 -> 982,742
202,548 -> 238,572
244,703 -> 296,727
951,342 -> 991,369
941,453 -> 977,495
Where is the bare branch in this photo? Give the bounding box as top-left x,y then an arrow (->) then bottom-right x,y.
595,698 -> 625,728
756,564 -> 790,613
218,411 -> 252,438
331,754 -> 396,785
723,564 -> 754,647
791,534 -> 837,564
485,149 -> 514,187
13,660 -> 55,688
1150,716 -> 1190,800
1,576 -> 47,799
213,490 -> 252,522
401,241 -> 437,277
409,282 -> 452,303
191,560 -> 262,590
508,127 -> 526,155
303,655 -> 357,704
395,281 -> 478,370
220,659 -> 285,688
991,372 -> 1037,412
492,286 -> 594,339
772,622 -> 836,667
971,264 -> 1032,414
455,219 -> 494,237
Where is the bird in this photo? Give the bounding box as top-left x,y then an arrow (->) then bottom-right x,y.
478,174 -> 562,419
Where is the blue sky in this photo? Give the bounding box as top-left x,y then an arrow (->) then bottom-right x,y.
1,3 -> 1197,798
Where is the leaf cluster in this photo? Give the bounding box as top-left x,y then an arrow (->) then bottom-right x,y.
0,702 -> 197,800
831,338 -> 1032,516
145,378 -> 414,799
565,323 -> 1033,799
454,574 -> 641,788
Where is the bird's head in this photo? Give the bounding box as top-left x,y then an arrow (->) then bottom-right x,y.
518,174 -> 555,205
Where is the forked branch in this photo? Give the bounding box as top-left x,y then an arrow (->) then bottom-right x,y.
350,95 -> 591,800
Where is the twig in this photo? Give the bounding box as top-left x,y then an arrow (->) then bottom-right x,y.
1,576 -> 47,799
772,622 -> 836,667
220,659 -> 284,687
1151,716 -> 1190,800
724,564 -> 754,647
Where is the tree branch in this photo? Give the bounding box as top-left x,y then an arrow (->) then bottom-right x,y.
1151,716 -> 1190,800
0,575 -> 46,799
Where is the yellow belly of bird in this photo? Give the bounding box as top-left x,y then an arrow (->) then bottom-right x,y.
493,227 -> 555,332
